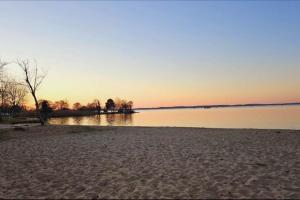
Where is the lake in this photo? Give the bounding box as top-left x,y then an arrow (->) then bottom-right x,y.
49,105 -> 300,129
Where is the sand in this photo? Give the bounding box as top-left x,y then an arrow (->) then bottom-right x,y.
0,125 -> 299,199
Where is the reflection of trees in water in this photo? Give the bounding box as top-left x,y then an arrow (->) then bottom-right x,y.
50,114 -> 133,126
106,114 -> 115,125
122,114 -> 133,125
54,117 -> 70,125
106,114 -> 133,126
72,115 -> 102,125
88,115 -> 101,125
73,116 -> 84,125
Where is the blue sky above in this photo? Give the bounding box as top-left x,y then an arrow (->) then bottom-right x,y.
1,1 -> 300,107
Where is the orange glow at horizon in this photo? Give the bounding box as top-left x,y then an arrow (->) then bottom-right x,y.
27,89 -> 300,109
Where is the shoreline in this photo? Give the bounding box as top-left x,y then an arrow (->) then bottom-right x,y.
48,124 -> 300,131
1,123 -> 300,131
49,124 -> 300,131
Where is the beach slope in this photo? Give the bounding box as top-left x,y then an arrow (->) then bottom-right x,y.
0,125 -> 299,199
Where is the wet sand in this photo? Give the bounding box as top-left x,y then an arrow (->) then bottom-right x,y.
0,125 -> 299,199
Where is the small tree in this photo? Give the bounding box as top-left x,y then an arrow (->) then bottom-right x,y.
94,99 -> 101,114
86,99 -> 101,114
38,99 -> 53,110
127,101 -> 133,111
114,97 -> 122,110
105,99 -> 115,112
17,59 -> 46,125
6,78 -> 27,108
53,100 -> 69,110
117,100 -> 134,113
0,59 -> 10,120
73,102 -> 82,110
0,78 -> 9,110
0,59 -> 9,111
40,100 -> 52,123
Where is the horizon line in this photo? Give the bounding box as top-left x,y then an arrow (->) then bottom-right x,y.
134,102 -> 300,110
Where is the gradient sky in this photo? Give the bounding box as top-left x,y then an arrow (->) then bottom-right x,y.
1,1 -> 300,108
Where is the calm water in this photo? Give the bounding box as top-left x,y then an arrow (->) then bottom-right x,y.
49,105 -> 300,129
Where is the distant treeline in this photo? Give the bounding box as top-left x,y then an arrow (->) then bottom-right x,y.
38,98 -> 134,114
1,97 -> 134,118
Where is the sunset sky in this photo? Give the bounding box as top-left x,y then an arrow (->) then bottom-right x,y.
1,1 -> 300,108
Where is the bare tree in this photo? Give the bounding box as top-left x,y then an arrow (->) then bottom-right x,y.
114,97 -> 122,110
0,78 -> 9,108
114,98 -> 133,113
0,58 -> 8,70
6,78 -> 27,107
127,101 -> 133,111
0,59 -> 9,114
53,100 -> 69,110
17,59 -> 46,125
73,102 -> 82,110
93,99 -> 101,114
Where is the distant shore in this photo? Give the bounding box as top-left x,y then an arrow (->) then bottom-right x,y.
0,125 -> 299,199
135,102 -> 300,110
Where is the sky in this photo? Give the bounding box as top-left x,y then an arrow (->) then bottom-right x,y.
1,1 -> 300,108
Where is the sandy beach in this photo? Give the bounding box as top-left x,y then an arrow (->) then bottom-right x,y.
0,125 -> 299,199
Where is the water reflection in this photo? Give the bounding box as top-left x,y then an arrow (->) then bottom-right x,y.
49,105 -> 300,129
106,114 -> 115,125
53,117 -> 71,125
89,114 -> 101,125
49,113 -> 133,126
106,114 -> 133,126
73,116 -> 84,125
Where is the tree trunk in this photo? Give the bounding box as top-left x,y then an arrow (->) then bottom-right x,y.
32,92 -> 44,126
